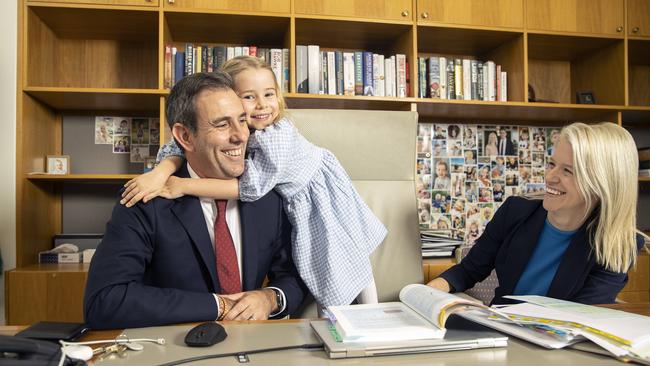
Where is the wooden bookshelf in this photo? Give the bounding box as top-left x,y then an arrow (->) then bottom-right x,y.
10,0 -> 650,325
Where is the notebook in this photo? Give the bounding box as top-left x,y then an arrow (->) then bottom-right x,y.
311,315 -> 508,359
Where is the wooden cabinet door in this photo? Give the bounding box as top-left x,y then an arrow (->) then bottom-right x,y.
526,0 -> 625,36
294,0 -> 413,21
416,0 -> 523,29
27,0 -> 159,6
164,0 -> 291,14
628,0 -> 650,37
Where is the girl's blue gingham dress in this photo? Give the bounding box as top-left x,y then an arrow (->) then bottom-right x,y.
158,117 -> 387,307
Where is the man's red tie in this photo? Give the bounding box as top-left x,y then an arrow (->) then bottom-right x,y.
214,200 -> 241,294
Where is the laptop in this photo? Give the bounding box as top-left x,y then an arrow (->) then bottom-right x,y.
311,314 -> 508,359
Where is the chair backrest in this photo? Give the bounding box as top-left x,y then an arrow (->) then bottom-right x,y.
456,245 -> 499,305
288,109 -> 423,316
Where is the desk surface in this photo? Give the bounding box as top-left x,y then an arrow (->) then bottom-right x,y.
4,303 -> 649,366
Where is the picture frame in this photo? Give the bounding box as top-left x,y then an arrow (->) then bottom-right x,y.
144,157 -> 156,173
576,91 -> 596,104
46,155 -> 70,175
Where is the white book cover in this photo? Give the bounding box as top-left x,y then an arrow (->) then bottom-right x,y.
373,54 -> 386,97
307,45 -> 320,94
234,46 -> 243,57
319,51 -> 326,94
486,61 -> 496,101
327,51 -> 336,95
226,47 -> 235,61
384,57 -> 393,97
282,48 -> 289,93
242,46 -> 249,56
396,54 -> 407,98
500,71 -> 508,102
482,62 -> 489,101
390,56 -> 397,97
343,52 -> 355,96
296,45 -> 308,93
270,49 -> 283,93
463,59 -> 471,101
439,56 -> 447,100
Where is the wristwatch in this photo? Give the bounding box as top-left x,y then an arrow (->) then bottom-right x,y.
270,288 -> 284,312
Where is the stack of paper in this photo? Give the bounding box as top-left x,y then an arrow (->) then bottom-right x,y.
420,230 -> 464,258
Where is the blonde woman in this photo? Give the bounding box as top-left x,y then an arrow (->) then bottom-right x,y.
484,132 -> 498,156
428,122 -> 647,304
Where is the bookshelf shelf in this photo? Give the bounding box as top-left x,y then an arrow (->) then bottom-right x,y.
24,87 -> 164,112
26,174 -> 137,181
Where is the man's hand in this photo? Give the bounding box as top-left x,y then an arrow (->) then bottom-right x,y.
220,289 -> 277,321
427,277 -> 451,293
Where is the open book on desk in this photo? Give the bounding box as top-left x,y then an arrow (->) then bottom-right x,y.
460,295 -> 650,364
326,284 -> 509,343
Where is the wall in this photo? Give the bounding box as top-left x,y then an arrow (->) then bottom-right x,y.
0,0 -> 17,325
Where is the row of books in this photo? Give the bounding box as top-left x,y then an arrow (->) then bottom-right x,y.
417,57 -> 507,102
163,44 -> 289,92
296,45 -> 409,97
420,230 -> 464,258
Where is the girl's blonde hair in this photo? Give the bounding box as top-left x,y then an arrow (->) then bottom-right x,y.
220,55 -> 286,120
561,122 -> 647,272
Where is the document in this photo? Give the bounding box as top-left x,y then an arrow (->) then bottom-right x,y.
326,284 -> 506,343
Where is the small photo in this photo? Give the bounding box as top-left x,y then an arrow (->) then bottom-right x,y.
418,188 -> 432,200
113,135 -> 131,154
531,167 -> 545,183
466,203 -> 480,219
505,156 -> 519,171
433,159 -> 451,190
144,157 -> 157,173
131,144 -> 148,163
465,165 -> 477,181
505,186 -> 520,198
150,119 -> 160,144
518,127 -> 530,149
431,213 -> 452,230
432,140 -> 448,157
531,127 -> 546,152
448,124 -> 461,140
479,203 -> 495,225
114,117 -> 131,135
525,183 -> 546,195
451,197 -> 466,216
132,118 -> 150,145
465,181 -> 478,203
492,181 -> 505,202
46,155 -> 70,175
451,173 -> 466,198
546,128 -> 561,156
463,126 -> 477,149
519,148 -> 531,165
432,191 -> 451,213
519,166 -> 531,184
463,150 -> 477,165
417,136 -> 432,153
465,219 -> 482,245
448,140 -> 463,157
451,214 -> 465,230
418,123 -> 432,139
433,124 -> 447,139
417,158 -> 432,175
532,151 -> 545,167
478,164 -> 492,187
95,117 -> 114,145
505,172 -> 519,186
478,187 -> 493,202
482,130 -> 499,157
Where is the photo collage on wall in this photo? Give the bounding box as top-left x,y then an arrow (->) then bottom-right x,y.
416,123 -> 561,245
95,116 -> 160,165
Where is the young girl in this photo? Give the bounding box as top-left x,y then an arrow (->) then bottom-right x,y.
120,56 -> 386,308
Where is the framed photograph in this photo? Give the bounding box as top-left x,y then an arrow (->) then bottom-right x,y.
46,155 -> 70,175
144,158 -> 156,173
576,91 -> 596,104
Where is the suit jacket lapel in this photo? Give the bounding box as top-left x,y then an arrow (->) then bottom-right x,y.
499,203 -> 547,294
239,201 -> 259,291
170,165 -> 219,293
547,223 -> 594,299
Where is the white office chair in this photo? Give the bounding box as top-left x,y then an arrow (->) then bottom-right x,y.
288,109 -> 423,317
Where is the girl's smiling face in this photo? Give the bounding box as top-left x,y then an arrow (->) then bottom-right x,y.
234,68 -> 280,130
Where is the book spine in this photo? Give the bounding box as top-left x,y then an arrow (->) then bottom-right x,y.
249,45 -> 257,57
242,46 -> 249,56
296,45 -> 308,93
477,62 -> 484,101
343,52 -> 355,96
406,58 -> 410,97
282,48 -> 289,93
390,56 -> 397,97
269,49 -> 283,93
487,61 -> 496,101
206,46 -> 213,72
320,51 -> 327,94
500,71 -> 508,102
396,54 -> 407,98
429,57 -> 440,99
164,45 -> 172,89
234,46 -> 242,57
463,58 -> 471,101
335,51 -> 344,95
354,51 -> 363,95
496,64 -> 502,102
418,57 -> 426,98
454,59 -> 463,100
447,59 -> 455,100
185,43 -> 193,77
175,51 -> 185,83
171,46 -> 177,86
307,45 -> 320,94
439,56 -> 447,100
470,60 -> 478,100
363,51 -> 374,96
327,51 -> 336,95
214,46 -> 226,69
373,54 -> 385,97
226,47 -> 234,61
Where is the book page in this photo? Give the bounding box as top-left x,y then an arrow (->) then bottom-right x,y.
399,284 -> 485,328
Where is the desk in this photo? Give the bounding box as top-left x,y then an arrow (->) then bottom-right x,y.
4,304 -> 649,366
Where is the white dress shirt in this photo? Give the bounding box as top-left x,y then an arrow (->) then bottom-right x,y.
186,163 -> 286,317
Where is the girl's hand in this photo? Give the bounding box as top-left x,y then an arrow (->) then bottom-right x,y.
121,170 -> 168,207
158,176 -> 186,200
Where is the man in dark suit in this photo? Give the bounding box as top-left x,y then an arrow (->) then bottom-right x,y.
498,129 -> 515,155
84,72 -> 306,329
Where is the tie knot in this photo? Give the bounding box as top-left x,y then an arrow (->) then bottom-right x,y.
216,200 -> 227,215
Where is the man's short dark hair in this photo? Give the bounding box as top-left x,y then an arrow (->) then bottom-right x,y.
165,72 -> 234,134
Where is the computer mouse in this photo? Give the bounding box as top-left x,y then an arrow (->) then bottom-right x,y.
184,322 -> 227,347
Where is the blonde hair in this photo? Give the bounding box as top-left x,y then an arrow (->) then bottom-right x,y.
220,55 -> 286,120
561,122 -> 647,272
